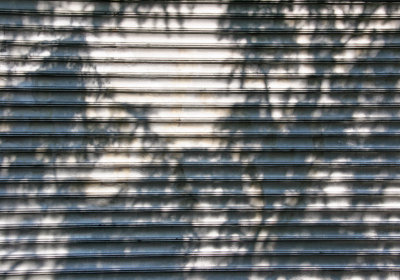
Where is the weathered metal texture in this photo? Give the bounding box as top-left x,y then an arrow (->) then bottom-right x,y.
0,0 -> 400,279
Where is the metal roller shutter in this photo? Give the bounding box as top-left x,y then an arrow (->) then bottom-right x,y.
0,0 -> 399,279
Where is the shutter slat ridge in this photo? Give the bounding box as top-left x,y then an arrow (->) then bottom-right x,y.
1,0 -> 399,278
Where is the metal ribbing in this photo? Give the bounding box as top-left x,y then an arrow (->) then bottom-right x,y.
1,0 -> 400,279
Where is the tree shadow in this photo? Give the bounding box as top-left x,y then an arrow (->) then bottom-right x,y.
0,0 -> 399,279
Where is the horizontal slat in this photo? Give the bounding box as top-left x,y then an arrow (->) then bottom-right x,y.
1,86 -> 398,93
5,212 -> 390,223
3,56 -> 399,64
0,102 -> 398,108
1,266 -> 399,276
1,162 -> 399,167
0,191 -> 396,197
1,141 -> 395,150
0,132 -> 398,136
6,17 -> 396,31
1,147 -> 398,152
4,0 -> 400,3
2,236 -> 399,245
3,65 -> 398,77
0,206 -> 397,214
3,10 -> 400,19
4,167 -> 396,179
0,221 -> 398,229
2,250 -> 400,260
1,177 -> 398,182
1,117 -> 398,122
2,121 -> 399,134
2,71 -> 400,78
2,153 -> 395,165
3,40 -> 400,49
3,25 -> 400,33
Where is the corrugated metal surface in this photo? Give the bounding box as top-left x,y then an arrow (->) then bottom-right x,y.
1,0 -> 400,279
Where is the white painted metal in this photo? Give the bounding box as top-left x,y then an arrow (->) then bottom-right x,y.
0,0 -> 400,279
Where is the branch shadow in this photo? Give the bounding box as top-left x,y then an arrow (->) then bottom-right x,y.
0,0 -> 399,279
